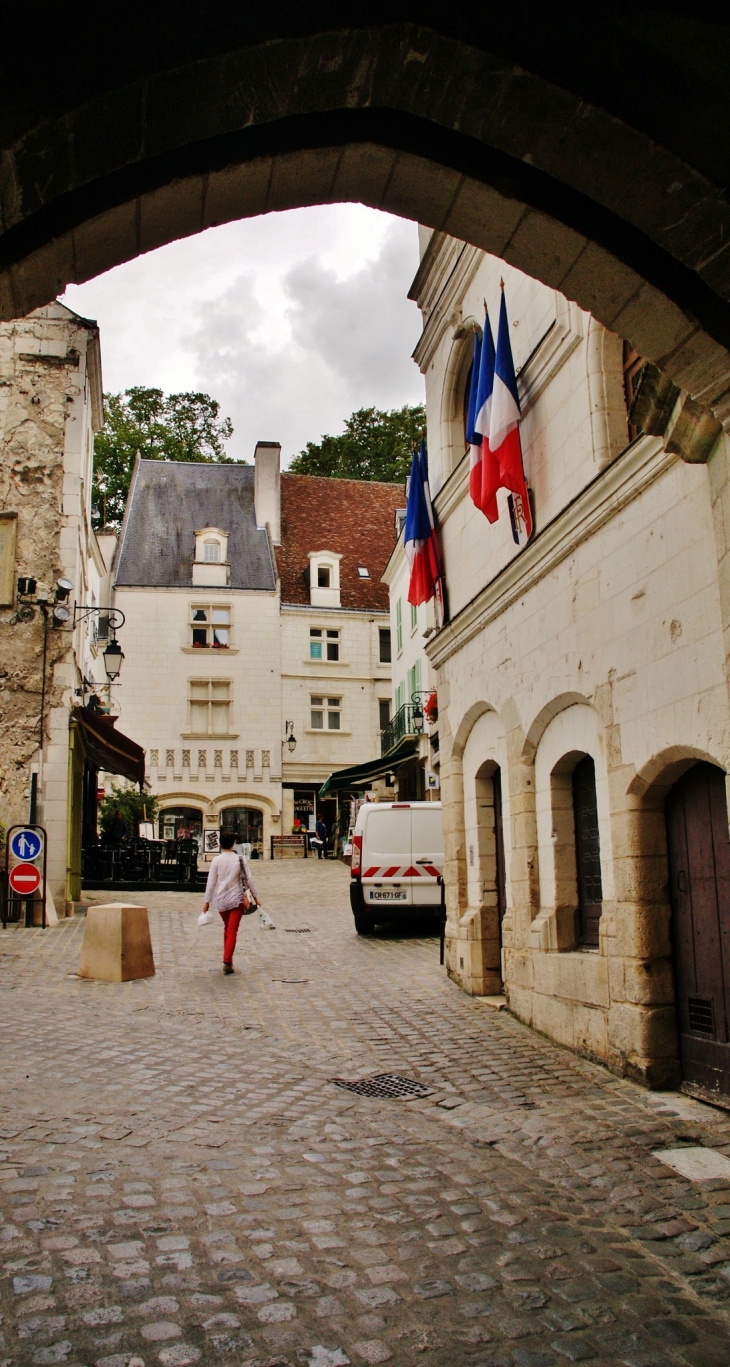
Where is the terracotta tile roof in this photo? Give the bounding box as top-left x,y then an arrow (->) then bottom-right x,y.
279,474 -> 404,610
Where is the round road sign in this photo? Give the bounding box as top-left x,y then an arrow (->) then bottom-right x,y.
10,828 -> 42,861
9,863 -> 41,895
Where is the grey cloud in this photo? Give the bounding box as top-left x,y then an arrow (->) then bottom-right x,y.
184,218 -> 424,465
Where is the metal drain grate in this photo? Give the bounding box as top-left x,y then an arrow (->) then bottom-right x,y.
285,928 -> 311,934
330,1073 -> 434,1100
688,996 -> 715,1036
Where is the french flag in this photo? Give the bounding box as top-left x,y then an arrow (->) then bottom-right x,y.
489,286 -> 533,546
405,440 -> 442,614
466,313 -> 500,522
465,329 -> 483,510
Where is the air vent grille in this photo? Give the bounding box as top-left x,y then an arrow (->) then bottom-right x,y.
688,997 -> 715,1037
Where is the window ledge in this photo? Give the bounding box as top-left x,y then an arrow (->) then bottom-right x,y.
304,658 -> 347,666
182,646 -> 239,654
305,728 -> 351,736
180,732 -> 240,739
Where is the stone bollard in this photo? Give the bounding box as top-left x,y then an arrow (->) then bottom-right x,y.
78,903 -> 155,982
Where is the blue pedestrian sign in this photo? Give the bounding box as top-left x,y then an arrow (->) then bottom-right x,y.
10,828 -> 43,862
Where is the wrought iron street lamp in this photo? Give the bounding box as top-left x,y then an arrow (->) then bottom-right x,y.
102,637 -> 124,682
284,720 -> 297,753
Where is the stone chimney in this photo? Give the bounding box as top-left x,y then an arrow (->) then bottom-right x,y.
254,441 -> 281,545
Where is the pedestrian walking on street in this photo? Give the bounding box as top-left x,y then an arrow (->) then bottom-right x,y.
315,816 -> 328,859
199,830 -> 260,974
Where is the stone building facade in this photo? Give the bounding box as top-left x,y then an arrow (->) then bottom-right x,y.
414,229 -> 730,1095
0,302 -> 129,911
112,447 -> 400,855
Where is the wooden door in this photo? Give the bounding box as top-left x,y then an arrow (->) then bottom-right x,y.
493,768 -> 507,941
573,756 -> 603,946
666,762 -> 730,1098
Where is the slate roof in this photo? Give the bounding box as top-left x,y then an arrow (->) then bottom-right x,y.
114,460 -> 275,590
278,474 -> 402,611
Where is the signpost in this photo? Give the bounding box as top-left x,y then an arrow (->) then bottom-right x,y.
3,825 -> 47,928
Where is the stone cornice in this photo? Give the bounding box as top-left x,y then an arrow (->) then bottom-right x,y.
427,435 -> 669,669
411,242 -> 483,375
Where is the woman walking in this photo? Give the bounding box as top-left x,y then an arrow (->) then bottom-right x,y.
199,830 -> 260,974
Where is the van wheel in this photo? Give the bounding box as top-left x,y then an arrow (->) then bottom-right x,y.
354,913 -> 375,936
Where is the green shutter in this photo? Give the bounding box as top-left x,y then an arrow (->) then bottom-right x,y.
396,598 -> 403,652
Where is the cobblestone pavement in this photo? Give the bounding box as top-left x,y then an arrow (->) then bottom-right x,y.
2,861 -> 730,1367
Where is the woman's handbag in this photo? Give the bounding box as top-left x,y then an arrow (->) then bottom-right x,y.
239,857 -> 257,914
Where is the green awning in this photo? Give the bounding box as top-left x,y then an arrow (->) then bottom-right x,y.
318,739 -> 419,797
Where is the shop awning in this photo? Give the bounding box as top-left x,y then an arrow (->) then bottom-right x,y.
318,739 -> 419,797
71,707 -> 146,787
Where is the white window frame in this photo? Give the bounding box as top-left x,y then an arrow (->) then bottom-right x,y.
190,603 -> 231,649
309,627 -> 340,661
188,678 -> 232,735
310,695 -> 342,731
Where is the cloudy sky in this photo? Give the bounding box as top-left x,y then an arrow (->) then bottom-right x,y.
61,205 -> 425,466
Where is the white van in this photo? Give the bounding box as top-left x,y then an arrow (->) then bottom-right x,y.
349,801 -> 444,934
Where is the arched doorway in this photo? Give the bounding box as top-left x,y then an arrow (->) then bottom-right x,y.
666,762 -> 730,1100
220,806 -> 264,857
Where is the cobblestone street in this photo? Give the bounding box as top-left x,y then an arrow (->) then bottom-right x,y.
2,861 -> 730,1367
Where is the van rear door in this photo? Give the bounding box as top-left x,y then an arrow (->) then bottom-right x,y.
410,806 -> 444,906
361,806 -> 412,907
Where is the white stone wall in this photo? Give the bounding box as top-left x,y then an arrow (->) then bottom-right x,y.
112,585 -> 283,854
280,606 -> 391,786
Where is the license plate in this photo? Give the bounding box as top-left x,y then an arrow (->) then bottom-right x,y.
369,890 -> 407,901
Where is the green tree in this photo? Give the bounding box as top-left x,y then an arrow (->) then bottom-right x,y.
99,782 -> 160,839
289,404 -> 426,483
92,387 -> 235,529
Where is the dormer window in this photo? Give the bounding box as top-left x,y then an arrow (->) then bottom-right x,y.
193,527 -> 229,586
308,551 -> 342,608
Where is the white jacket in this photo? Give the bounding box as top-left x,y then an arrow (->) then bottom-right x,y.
204,851 -> 259,912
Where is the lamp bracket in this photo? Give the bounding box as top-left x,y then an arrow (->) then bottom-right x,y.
73,605 -> 126,631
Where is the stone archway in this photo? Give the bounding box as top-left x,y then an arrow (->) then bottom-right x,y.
3,13 -> 730,420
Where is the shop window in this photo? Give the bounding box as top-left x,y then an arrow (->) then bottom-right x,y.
311,695 -> 341,730
190,604 -> 230,648
310,628 -> 339,661
379,628 -> 392,663
189,679 -> 231,734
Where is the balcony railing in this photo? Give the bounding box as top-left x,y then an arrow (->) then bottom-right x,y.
381,703 -> 419,756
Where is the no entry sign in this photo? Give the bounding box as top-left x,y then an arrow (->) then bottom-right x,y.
9,863 -> 41,896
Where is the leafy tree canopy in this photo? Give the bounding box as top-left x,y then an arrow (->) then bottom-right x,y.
288,404 -> 426,483
92,387 -> 235,529
99,782 -> 160,838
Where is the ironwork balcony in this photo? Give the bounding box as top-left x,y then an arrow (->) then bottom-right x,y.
381,703 -> 418,756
